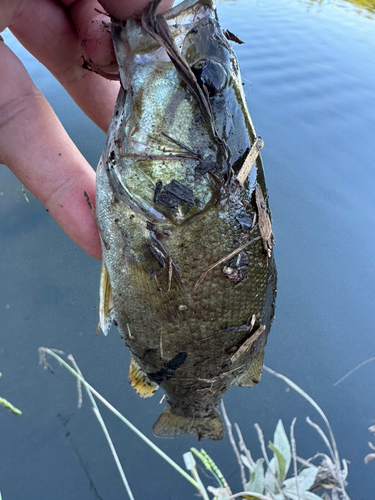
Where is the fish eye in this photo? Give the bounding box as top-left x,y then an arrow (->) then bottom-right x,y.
191,59 -> 227,98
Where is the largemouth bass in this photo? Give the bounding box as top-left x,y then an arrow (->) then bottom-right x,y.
96,0 -> 277,440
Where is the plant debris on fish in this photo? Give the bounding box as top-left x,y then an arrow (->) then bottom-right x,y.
95,0 -> 277,440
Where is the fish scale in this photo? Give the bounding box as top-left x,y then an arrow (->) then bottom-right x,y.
96,0 -> 276,440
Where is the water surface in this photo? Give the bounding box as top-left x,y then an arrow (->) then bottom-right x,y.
1,0 -> 375,498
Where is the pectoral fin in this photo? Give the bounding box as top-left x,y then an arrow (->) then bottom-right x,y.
129,357 -> 158,398
99,261 -> 115,336
153,405 -> 225,440
234,349 -> 265,387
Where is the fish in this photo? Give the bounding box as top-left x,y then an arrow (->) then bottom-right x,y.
95,0 -> 277,440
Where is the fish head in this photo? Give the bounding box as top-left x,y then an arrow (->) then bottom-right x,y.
104,0 -> 257,229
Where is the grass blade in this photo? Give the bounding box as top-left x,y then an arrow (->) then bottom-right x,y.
68,355 -> 134,500
221,401 -> 247,488
263,366 -> 349,500
334,356 -> 375,386
263,367 -> 338,461
183,452 -> 210,500
235,423 -> 255,469
0,397 -> 22,415
40,348 -> 199,491
305,417 -> 334,458
290,418 -> 300,500
254,424 -> 270,467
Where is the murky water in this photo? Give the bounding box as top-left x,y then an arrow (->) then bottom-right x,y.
1,0 -> 375,498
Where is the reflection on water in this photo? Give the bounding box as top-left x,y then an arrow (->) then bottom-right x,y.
343,0 -> 375,10
307,0 -> 375,15
220,0 -> 375,16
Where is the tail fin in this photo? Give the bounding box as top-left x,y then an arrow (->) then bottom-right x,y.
153,405 -> 225,440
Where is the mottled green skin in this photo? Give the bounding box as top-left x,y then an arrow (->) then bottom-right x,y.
96,0 -> 276,421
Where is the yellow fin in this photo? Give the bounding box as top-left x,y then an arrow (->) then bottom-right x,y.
99,261 -> 115,336
234,349 -> 265,387
153,405 -> 225,440
129,358 -> 158,398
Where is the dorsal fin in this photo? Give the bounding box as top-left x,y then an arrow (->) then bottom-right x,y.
153,405 -> 225,440
234,349 -> 265,387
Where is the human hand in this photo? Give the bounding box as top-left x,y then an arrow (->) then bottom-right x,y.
0,0 -> 174,260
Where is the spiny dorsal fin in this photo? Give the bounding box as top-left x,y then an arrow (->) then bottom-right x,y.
99,261 -> 115,336
153,405 -> 225,440
234,349 -> 265,387
129,357 -> 159,398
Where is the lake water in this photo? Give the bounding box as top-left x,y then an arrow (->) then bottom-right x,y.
1,0 -> 375,499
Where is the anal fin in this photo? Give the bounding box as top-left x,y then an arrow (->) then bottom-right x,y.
99,261 -> 115,336
234,349 -> 265,387
153,405 -> 225,440
129,357 -> 158,398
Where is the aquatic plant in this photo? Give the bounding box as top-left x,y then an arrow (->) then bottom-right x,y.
189,387 -> 350,500
39,348 -> 351,500
365,425 -> 375,465
39,347 -> 200,500
0,373 -> 22,415
0,374 -> 22,500
213,401 -> 350,500
334,355 -> 375,466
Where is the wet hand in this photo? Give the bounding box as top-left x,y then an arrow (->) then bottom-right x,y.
0,0 -> 174,259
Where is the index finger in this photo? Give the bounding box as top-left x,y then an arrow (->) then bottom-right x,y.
98,0 -> 175,20
0,39 -> 102,259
